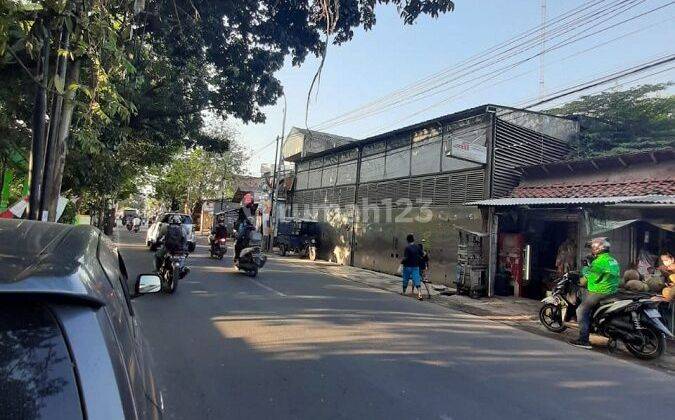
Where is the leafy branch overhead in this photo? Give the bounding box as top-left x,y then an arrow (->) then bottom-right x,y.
547,83 -> 675,158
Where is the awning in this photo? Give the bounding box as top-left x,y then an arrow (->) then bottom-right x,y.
466,195 -> 675,207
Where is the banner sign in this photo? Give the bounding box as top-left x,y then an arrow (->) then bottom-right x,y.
448,140 -> 487,164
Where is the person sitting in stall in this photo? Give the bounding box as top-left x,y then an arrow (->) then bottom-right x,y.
657,252 -> 675,301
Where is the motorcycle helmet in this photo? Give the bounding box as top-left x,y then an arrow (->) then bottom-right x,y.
169,214 -> 182,225
589,237 -> 610,256
242,193 -> 254,207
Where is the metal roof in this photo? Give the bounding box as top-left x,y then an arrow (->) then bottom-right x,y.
466,195 -> 675,207
520,147 -> 674,177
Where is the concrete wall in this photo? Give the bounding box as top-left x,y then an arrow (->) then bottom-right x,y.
292,203 -> 483,286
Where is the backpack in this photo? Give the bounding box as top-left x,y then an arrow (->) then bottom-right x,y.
165,224 -> 184,252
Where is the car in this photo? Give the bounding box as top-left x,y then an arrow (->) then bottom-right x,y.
145,212 -> 196,252
0,219 -> 163,420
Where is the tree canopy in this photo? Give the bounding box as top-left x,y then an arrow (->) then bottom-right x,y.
548,83 -> 675,158
1,0 -> 456,218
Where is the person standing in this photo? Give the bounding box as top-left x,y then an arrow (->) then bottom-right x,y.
402,234 -> 423,300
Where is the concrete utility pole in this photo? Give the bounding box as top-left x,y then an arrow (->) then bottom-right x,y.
268,93 -> 287,251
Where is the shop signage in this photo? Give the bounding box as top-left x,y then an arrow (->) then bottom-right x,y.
448,140 -> 487,164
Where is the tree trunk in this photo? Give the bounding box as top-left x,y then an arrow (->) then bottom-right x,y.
27,25 -> 51,220
46,59 -> 80,221
42,31 -> 70,221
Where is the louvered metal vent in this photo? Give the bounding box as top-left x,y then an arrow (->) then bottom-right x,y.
492,118 -> 570,198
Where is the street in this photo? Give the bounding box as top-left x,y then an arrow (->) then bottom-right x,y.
118,228 -> 675,420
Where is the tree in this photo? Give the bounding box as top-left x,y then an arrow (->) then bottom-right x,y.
1,0 -> 456,221
152,139 -> 247,213
548,83 -> 675,158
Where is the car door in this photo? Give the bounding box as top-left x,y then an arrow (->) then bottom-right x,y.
98,235 -> 161,419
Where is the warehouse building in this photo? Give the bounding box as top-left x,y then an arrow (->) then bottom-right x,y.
283,105 -> 579,288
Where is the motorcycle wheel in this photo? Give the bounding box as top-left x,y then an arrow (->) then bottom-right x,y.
308,246 -> 317,261
279,244 -> 287,256
539,304 -> 567,333
218,253 -> 224,260
247,267 -> 258,277
166,266 -> 179,294
624,324 -> 666,360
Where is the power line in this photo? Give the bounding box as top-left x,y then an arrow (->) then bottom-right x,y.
312,0 -> 613,128
351,1 -> 673,134
312,0 -> 643,129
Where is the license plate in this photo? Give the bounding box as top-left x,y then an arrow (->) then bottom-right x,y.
644,308 -> 660,318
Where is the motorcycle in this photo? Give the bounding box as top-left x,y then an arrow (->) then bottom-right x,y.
158,251 -> 189,294
132,224 -> 140,233
126,222 -> 133,231
540,272 -> 673,360
209,235 -> 227,260
234,225 -> 267,277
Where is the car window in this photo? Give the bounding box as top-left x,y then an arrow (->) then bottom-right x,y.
98,236 -> 133,317
161,214 -> 170,223
0,302 -> 83,420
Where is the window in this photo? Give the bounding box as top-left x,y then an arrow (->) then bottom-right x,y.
339,148 -> 358,162
363,141 -> 386,157
387,135 -> 410,150
295,171 -> 309,190
308,169 -> 322,189
385,147 -> 410,179
411,135 -> 442,175
297,161 -> 310,171
321,165 -> 337,187
309,157 -> 324,169
98,236 -> 133,317
360,152 -> 385,182
336,161 -> 357,185
0,303 -> 84,420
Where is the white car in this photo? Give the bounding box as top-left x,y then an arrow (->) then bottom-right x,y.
146,212 -> 196,252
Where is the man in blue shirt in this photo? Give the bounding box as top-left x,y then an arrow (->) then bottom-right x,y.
402,234 -> 423,299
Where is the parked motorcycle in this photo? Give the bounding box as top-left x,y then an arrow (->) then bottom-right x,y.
209,235 -> 227,260
234,226 -> 266,277
540,272 -> 673,360
158,252 -> 189,294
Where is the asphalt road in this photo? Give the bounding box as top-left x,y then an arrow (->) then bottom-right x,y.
118,228 -> 675,420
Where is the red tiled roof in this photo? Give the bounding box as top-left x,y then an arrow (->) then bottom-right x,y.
512,178 -> 675,198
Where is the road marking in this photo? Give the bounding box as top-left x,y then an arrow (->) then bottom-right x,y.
249,278 -> 286,297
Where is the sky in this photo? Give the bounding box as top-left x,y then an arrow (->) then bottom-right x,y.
233,0 -> 675,175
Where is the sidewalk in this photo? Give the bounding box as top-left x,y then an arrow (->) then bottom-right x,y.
276,255 -> 675,374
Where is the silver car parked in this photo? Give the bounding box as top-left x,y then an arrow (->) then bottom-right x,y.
0,219 -> 163,420
146,212 -> 196,252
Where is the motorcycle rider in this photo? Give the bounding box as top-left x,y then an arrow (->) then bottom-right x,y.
210,213 -> 228,252
234,193 -> 255,263
569,237 -> 620,349
155,214 -> 188,272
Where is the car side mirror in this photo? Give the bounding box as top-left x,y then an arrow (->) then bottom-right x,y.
135,274 -> 161,296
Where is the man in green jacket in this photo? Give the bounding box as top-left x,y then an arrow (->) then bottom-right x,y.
570,237 -> 620,349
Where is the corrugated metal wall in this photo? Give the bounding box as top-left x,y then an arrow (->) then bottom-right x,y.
491,118 -> 570,198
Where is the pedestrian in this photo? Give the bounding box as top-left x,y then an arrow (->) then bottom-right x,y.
401,234 -> 423,300
418,239 -> 430,282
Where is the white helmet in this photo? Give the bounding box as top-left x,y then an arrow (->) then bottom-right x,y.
589,237 -> 610,255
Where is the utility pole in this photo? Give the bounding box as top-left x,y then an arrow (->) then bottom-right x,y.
268,93 -> 287,251
268,136 -> 280,251
539,0 -> 547,99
